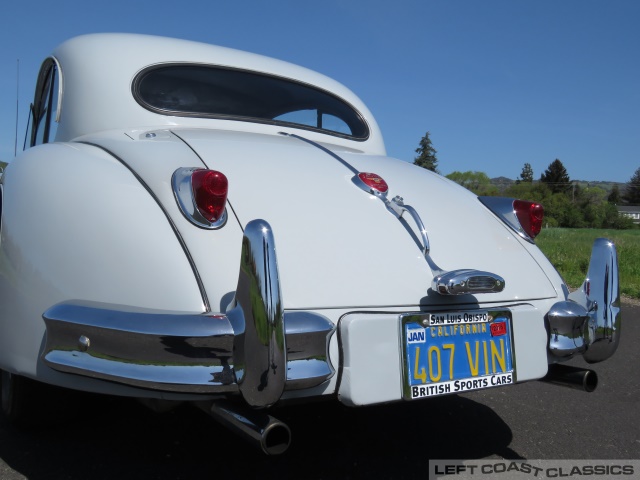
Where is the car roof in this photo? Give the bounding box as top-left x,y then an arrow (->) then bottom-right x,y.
50,33 -> 385,154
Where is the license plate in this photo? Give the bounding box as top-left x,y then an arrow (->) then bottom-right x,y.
400,309 -> 514,399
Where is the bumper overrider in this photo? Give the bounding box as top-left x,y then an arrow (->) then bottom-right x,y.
545,238 -> 621,364
42,220 -> 335,410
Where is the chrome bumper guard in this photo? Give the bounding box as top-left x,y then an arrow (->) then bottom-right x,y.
546,238 -> 621,363
42,220 -> 334,408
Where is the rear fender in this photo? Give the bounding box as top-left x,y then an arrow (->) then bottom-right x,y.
0,143 -> 205,384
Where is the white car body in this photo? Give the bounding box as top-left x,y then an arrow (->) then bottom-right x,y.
0,34 -> 621,453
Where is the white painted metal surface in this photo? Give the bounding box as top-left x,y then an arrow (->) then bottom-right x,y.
0,33 -> 580,405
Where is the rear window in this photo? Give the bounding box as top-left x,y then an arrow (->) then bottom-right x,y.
133,65 -> 369,140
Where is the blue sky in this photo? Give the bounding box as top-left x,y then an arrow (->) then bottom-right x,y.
1,0 -> 638,183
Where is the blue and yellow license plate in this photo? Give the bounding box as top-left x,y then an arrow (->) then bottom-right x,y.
401,310 -> 514,399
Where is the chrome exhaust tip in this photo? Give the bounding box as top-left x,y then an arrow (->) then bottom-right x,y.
199,400 -> 291,455
541,364 -> 598,392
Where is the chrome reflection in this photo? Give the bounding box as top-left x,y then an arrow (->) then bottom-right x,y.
284,311 -> 335,389
226,219 -> 286,408
568,238 -> 621,363
350,180 -> 431,256
42,301 -> 334,395
432,269 -> 505,295
546,300 -> 590,359
546,238 -> 621,363
42,301 -> 237,393
386,196 -> 430,256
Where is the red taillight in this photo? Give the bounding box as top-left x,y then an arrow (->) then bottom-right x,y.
358,172 -> 389,194
513,200 -> 544,239
191,169 -> 228,222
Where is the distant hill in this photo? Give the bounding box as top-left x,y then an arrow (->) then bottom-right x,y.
487,176 -> 513,194
574,180 -> 624,193
490,177 -> 624,194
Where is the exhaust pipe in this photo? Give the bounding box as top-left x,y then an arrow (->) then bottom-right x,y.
541,364 -> 598,392
198,400 -> 291,455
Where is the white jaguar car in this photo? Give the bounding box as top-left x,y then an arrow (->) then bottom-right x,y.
0,34 -> 621,454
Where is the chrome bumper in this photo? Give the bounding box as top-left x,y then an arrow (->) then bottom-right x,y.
42,220 -> 334,409
546,238 -> 621,363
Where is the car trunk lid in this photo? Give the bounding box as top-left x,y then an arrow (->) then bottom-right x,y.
175,128 -> 559,309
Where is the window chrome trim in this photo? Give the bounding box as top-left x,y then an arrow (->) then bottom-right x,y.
31,58 -> 55,146
51,56 -> 63,123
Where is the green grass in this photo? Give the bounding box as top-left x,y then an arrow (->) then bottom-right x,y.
536,228 -> 640,299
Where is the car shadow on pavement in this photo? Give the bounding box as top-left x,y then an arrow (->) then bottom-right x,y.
0,391 -> 521,480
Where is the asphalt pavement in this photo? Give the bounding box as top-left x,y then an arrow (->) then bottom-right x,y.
0,301 -> 637,480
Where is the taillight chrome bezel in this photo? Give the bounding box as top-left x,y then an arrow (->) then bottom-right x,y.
172,167 -> 228,229
478,196 -> 543,243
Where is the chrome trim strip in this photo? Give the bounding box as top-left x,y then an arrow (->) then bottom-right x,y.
225,219 -> 286,408
478,196 -> 535,243
172,167 -> 228,229
279,132 -> 359,174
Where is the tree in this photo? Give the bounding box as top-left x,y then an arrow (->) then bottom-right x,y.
505,180 -> 551,205
622,167 -> 640,205
517,163 -> 533,183
540,159 -> 571,194
607,185 -> 622,204
413,131 -> 438,173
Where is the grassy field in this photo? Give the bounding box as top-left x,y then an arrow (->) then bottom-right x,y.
536,228 -> 640,299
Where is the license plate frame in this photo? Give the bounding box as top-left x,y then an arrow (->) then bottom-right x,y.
400,309 -> 515,400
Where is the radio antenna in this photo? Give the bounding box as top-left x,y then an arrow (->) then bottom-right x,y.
14,59 -> 19,157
